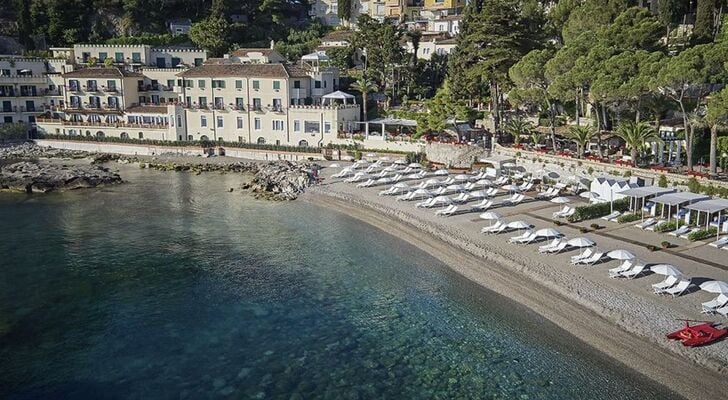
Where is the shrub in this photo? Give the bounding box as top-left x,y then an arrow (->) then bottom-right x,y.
587,166 -> 594,175
657,174 -> 668,188
617,213 -> 641,224
660,241 -> 671,248
622,170 -> 631,177
654,221 -> 677,233
590,223 -> 601,230
646,244 -> 659,251
687,227 -> 718,242
579,227 -> 590,233
567,198 -> 630,222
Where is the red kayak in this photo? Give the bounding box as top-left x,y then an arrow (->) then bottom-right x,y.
667,321 -> 728,347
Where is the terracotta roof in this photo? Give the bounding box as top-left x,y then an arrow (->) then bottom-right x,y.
178,63 -> 306,78
230,48 -> 279,57
126,105 -> 169,114
63,67 -> 143,78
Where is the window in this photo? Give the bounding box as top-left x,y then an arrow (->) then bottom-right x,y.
99,52 -> 107,61
235,97 -> 244,109
3,116 -> 12,123
252,98 -> 261,110
212,80 -> 225,89
177,115 -> 182,127
194,58 -> 203,66
198,96 -> 207,107
252,80 -> 260,90
324,122 -> 331,133
272,120 -> 284,131
200,115 -> 207,127
272,98 -> 282,111
198,80 -> 205,89
25,101 -> 35,112
254,118 -> 261,130
138,132 -> 144,139
106,80 -> 116,91
86,80 -> 97,91
293,120 -> 301,132
28,116 -> 36,123
272,80 -> 281,90
171,57 -> 181,67
237,117 -> 244,129
238,136 -> 243,143
235,80 -> 243,89
217,116 -> 224,128
314,80 -> 321,89
185,80 -> 193,88
304,121 -> 320,133
132,52 -> 141,63
167,79 -> 175,88
293,80 -> 301,89
214,97 -> 224,109
156,58 -> 166,68
115,52 -> 123,62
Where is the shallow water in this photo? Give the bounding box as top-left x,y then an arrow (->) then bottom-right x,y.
0,165 -> 678,399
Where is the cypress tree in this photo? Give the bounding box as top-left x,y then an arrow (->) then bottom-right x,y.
693,0 -> 716,43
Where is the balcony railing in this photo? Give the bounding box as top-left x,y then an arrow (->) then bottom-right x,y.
289,104 -> 359,110
0,106 -> 40,113
37,118 -> 168,130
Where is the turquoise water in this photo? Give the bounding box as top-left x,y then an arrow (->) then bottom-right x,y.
0,165 -> 678,399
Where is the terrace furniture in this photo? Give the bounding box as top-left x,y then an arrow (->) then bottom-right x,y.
538,239 -> 562,253
435,205 -> 458,216
571,248 -> 594,264
652,275 -> 679,293
702,294 -> 728,314
574,251 -> 605,266
645,219 -> 667,231
658,280 -> 693,297
602,211 -> 621,221
709,236 -> 728,249
471,200 -> 493,211
609,260 -> 634,278
668,225 -> 691,237
634,218 -> 657,229
620,263 -> 648,279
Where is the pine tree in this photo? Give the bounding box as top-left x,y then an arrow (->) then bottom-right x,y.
693,0 -> 716,43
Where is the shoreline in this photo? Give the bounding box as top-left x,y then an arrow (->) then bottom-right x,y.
304,187 -> 728,399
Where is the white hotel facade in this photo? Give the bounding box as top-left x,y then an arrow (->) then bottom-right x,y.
3,44 -> 360,148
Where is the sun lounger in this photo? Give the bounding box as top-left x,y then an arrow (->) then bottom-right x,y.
485,188 -> 499,197
658,279 -> 692,297
436,205 -> 459,217
574,251 -> 605,266
452,193 -> 470,203
634,218 -> 656,229
645,220 -> 666,231
601,211 -> 621,221
471,200 -> 493,211
502,194 -> 525,206
716,306 -> 728,319
553,206 -> 574,219
509,231 -> 536,244
481,221 -> 505,234
709,236 -> 728,248
571,248 -> 594,264
608,260 -> 634,278
539,239 -> 562,253
544,242 -> 569,253
669,225 -> 691,237
619,263 -> 648,279
702,294 -> 728,314
651,275 -> 679,293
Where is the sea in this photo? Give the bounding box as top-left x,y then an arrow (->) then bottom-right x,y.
0,164 -> 678,399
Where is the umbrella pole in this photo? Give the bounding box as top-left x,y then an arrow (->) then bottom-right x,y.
719,210 -> 722,240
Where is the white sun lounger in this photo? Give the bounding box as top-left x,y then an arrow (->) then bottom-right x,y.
502,194 -> 525,206
658,280 -> 692,297
601,211 -> 621,221
645,220 -> 666,232
702,294 -> 728,314
436,205 -> 459,217
619,263 -> 648,279
608,260 -> 634,278
545,242 -> 569,253
452,193 -> 470,203
571,248 -> 594,264
709,236 -> 728,248
538,239 -> 562,253
471,200 -> 493,211
634,218 -> 656,229
481,221 -> 505,234
669,225 -> 691,237
509,231 -> 536,244
652,275 -> 679,293
574,251 -> 605,266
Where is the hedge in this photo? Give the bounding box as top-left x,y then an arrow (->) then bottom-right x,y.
687,227 -> 718,242
617,213 -> 641,224
567,198 -> 630,223
654,221 -> 677,233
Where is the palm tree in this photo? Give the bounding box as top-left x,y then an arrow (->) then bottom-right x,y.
564,125 -> 597,158
614,121 -> 662,167
706,88 -> 728,174
530,131 -> 543,147
350,76 -> 378,122
504,116 -> 533,147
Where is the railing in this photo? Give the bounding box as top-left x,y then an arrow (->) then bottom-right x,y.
36,118 -> 168,130
289,104 -> 359,110
0,106 -> 40,113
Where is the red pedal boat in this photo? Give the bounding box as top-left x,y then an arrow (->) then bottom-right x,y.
667,321 -> 728,347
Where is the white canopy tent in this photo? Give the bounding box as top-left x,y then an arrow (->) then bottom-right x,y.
618,186 -> 676,219
685,198 -> 728,238
650,192 -> 710,225
360,117 -> 417,139
477,155 -> 516,178
322,91 -> 357,107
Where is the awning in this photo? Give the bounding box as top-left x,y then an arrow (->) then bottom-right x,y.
651,192 -> 710,206
618,186 -> 676,199
685,198 -> 728,213
367,117 -> 417,127
323,90 -> 355,100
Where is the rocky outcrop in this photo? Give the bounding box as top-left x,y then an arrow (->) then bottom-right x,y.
242,161 -> 320,200
0,162 -> 122,193
139,160 -> 260,174
0,142 -> 91,160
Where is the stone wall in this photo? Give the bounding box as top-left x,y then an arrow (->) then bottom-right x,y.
425,143 -> 488,168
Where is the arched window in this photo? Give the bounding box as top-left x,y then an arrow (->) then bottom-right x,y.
85,130 -> 92,137
298,140 -> 308,147
257,137 -> 266,144
68,129 -> 77,136
96,131 -> 105,138
120,132 -> 129,139
138,132 -> 144,139
200,135 -> 209,142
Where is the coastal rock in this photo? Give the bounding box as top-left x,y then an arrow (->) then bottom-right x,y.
0,142 -> 90,160
246,161 -> 320,201
0,161 -> 123,193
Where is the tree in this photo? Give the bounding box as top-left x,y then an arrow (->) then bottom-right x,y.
693,0 -> 716,44
658,0 -> 689,47
15,0 -> 34,49
706,87 -> 728,173
350,75 -> 378,122
327,47 -> 354,71
352,15 -> 405,92
189,12 -> 231,57
338,0 -> 352,26
504,116 -> 533,146
565,125 -> 598,158
614,121 -> 662,166
530,131 -> 543,147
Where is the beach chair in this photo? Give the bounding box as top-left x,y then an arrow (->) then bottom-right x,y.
709,236 -> 728,248
608,260 -> 634,278
509,231 -> 537,244
634,218 -> 656,229
702,294 -> 728,314
645,220 -> 666,232
519,182 -> 534,191
485,188 -> 499,198
502,194 -> 525,207
669,225 -> 691,237
601,211 -> 621,221
652,275 -> 679,293
716,305 -> 728,318
415,198 -> 434,208
437,205 -> 459,217
538,239 -> 562,253
620,263 -> 648,279
471,200 -> 493,211
553,206 -> 574,219
571,248 -> 594,264
659,279 -> 692,297
545,241 -> 569,253
452,193 -> 470,203
481,221 -> 505,234
575,251 -> 605,266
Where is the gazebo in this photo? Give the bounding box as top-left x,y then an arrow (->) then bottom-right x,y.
360,117 -> 417,139
685,198 -> 728,236
322,91 -> 356,107
649,192 -> 710,224
618,186 -> 676,218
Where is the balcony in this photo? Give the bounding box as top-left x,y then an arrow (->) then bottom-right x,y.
101,86 -> 118,93
68,85 -> 81,93
267,104 -> 284,113
37,118 -> 168,130
1,106 -> 15,113
83,85 -> 99,93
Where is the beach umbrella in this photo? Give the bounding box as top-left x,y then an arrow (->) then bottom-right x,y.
393,182 -> 409,189
579,191 -> 600,200
535,228 -> 563,238
423,178 -> 441,187
411,189 -> 433,199
379,156 -> 390,161
433,169 -> 449,176
394,159 -> 407,165
366,153 -> 376,157
376,177 -> 393,184
408,163 -> 423,169
699,280 -> 728,294
480,211 -> 502,221
607,249 -> 636,260
383,166 -> 398,172
650,264 -> 683,277
567,237 -> 595,248
328,163 -> 340,168
454,174 -> 471,182
550,196 -> 571,204
506,220 -> 532,230
544,171 -> 560,179
430,195 -> 453,207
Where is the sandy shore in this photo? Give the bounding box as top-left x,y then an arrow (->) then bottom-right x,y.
305,169 -> 728,399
